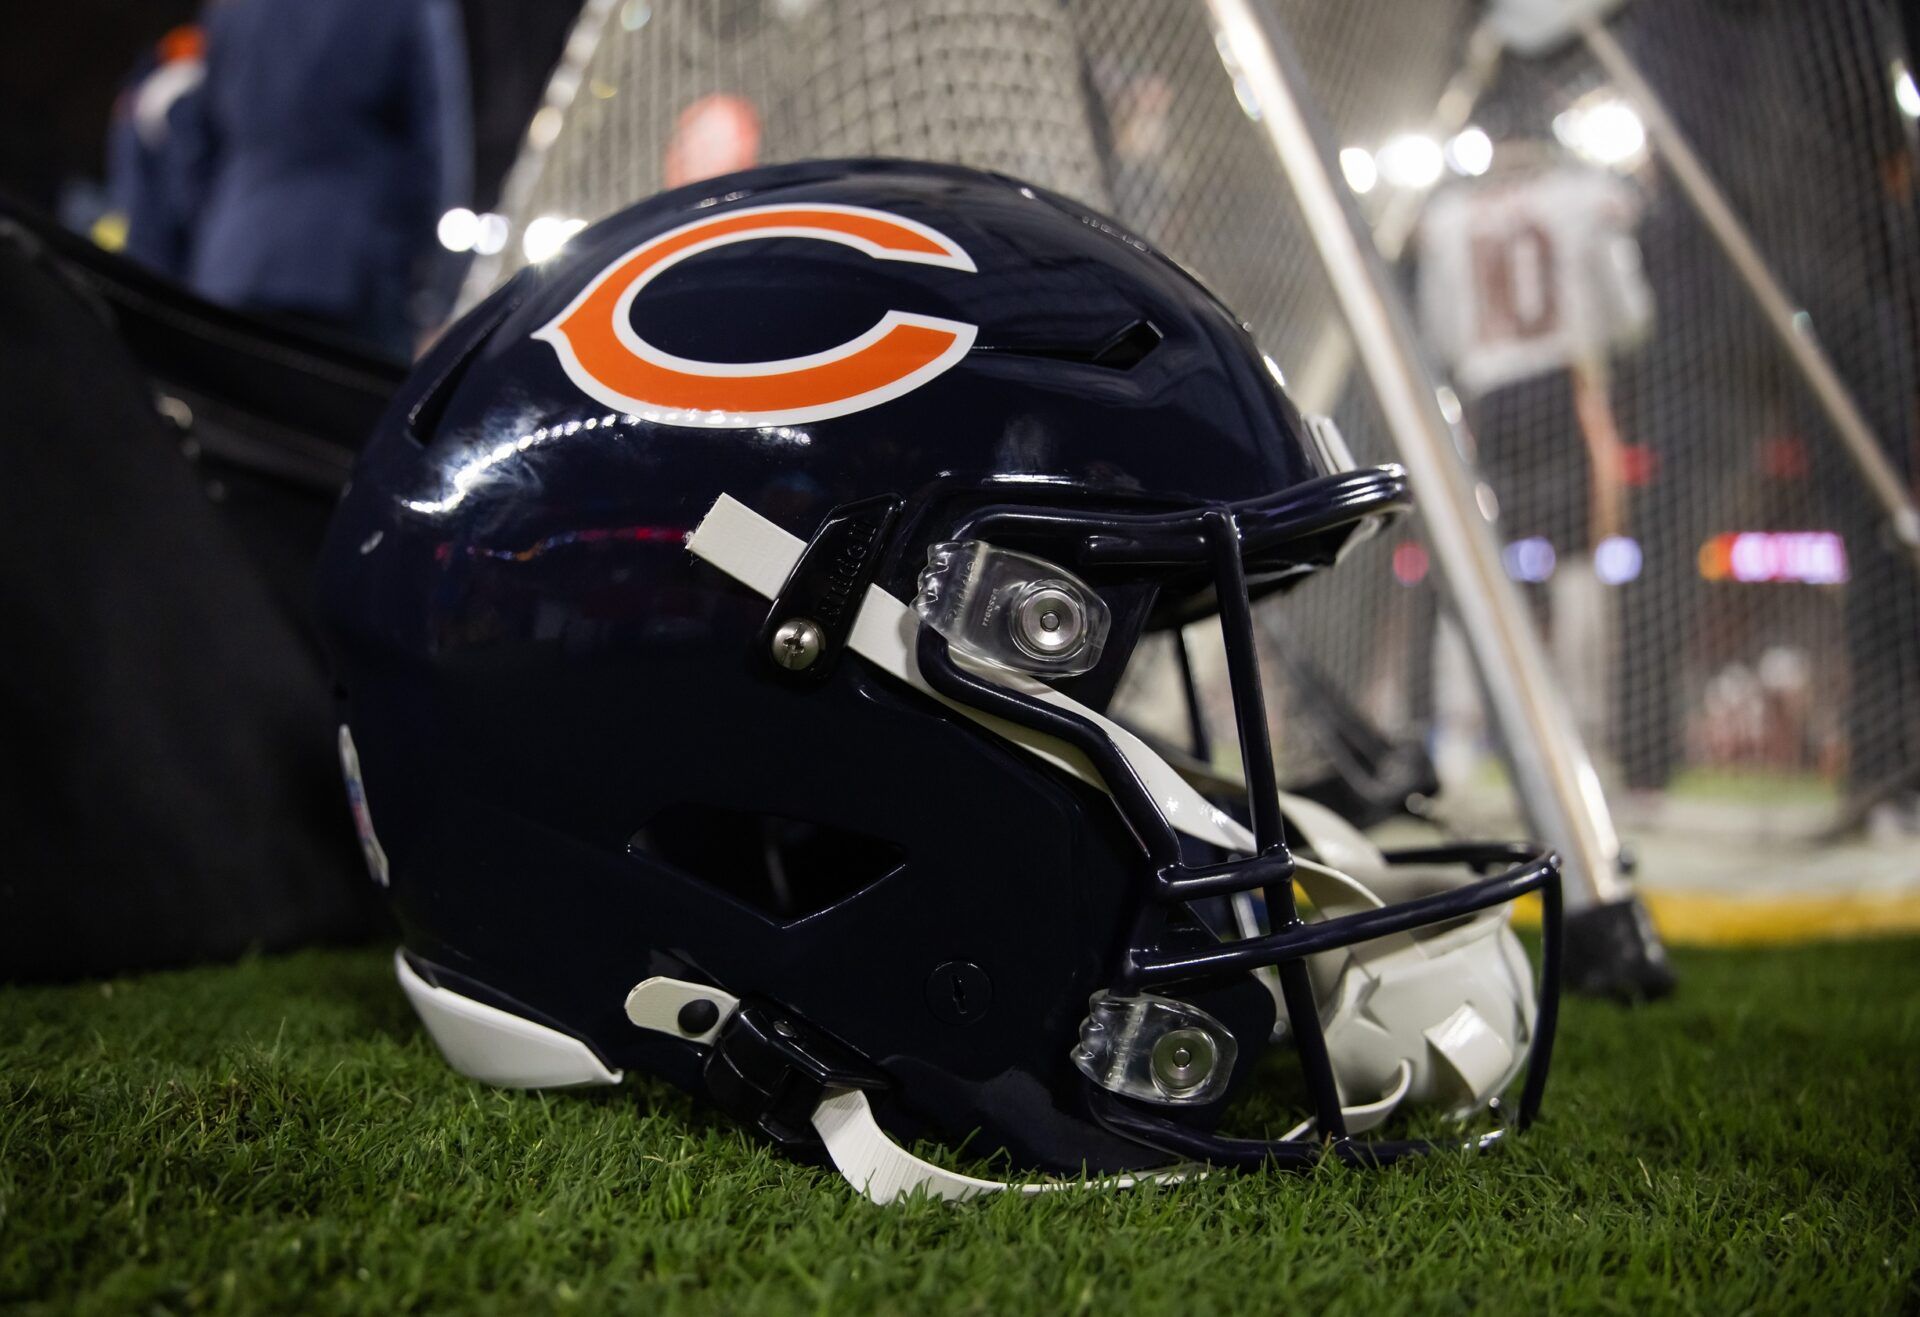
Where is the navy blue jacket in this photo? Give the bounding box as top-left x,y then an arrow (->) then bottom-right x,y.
174,0 -> 469,354
107,47 -> 205,279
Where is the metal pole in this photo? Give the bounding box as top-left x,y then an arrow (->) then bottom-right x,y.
1581,18 -> 1920,569
1371,22 -> 1507,265
1293,21 -> 1505,414
452,0 -> 622,313
1202,0 -> 1630,910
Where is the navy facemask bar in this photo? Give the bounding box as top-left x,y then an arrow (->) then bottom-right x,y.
914,463 -> 1563,1169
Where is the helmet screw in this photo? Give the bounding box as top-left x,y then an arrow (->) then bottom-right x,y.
1010,583 -> 1088,663
770,618 -> 824,671
1150,1026 -> 1219,1098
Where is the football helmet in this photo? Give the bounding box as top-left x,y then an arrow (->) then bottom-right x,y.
318,160 -> 1561,1202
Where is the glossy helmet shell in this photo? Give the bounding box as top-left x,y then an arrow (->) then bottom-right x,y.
318,159 -> 1339,1174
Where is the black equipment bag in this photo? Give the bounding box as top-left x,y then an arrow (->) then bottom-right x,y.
0,198 -> 404,981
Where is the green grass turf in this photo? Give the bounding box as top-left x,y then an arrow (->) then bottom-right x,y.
1662,767 -> 1839,807
3,940 -> 1916,1315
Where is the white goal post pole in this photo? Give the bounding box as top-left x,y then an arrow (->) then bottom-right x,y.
1204,0 -> 1632,910
1580,17 -> 1920,572
1291,20 -> 1506,415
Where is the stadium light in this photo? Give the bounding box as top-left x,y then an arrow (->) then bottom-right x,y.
473,213 -> 509,257
1376,133 -> 1444,189
1552,95 -> 1646,168
1338,146 -> 1378,194
1502,536 -> 1556,583
437,207 -> 479,253
1594,535 -> 1642,585
1446,126 -> 1494,177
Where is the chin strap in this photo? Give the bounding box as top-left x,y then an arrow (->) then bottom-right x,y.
624,977 -> 1184,1203
812,1088 -> 1047,1203
814,1089 -> 1185,1203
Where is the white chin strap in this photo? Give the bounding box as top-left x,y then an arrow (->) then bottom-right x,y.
676,496 -> 1538,1191
623,977 -> 1184,1204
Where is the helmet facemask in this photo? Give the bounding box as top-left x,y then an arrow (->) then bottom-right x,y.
893,470 -> 1562,1170
687,459 -> 1562,1181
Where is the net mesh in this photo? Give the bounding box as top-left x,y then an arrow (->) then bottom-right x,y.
1452,2 -> 1920,841
471,0 -> 1920,850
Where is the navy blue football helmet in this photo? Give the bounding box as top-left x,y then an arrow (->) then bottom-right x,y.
318,159 -> 1561,1202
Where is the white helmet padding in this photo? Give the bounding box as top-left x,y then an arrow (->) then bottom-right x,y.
1275,792 -> 1537,1136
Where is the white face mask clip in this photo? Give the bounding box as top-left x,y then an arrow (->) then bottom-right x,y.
1071,991 -> 1238,1105
915,540 -> 1110,677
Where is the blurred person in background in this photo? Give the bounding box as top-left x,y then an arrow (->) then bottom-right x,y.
168,0 -> 471,360
101,24 -> 206,277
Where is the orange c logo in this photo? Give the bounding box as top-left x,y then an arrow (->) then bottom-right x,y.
535,204 -> 978,427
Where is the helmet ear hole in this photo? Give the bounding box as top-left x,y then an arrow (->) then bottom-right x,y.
628,803 -> 905,923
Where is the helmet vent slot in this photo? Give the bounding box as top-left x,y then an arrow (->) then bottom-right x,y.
404,283 -> 518,445
628,803 -> 904,923
976,320 -> 1161,371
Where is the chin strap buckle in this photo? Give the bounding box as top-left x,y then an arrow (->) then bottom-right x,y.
624,974 -> 1183,1202
626,976 -> 887,1150
703,1002 -> 887,1148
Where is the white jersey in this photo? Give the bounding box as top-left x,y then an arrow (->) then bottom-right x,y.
1418,165 -> 1653,395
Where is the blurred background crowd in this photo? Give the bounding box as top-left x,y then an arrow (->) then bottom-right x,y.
12,0 -> 586,360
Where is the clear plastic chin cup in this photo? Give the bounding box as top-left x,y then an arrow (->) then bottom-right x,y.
915,541 -> 1111,678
